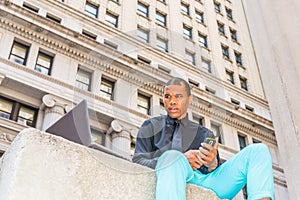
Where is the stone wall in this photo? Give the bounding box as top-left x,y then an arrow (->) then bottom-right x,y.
0,128 -> 218,200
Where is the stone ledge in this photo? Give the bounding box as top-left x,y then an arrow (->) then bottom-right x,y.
0,128 -> 219,200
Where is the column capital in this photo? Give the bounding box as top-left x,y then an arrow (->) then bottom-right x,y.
41,94 -> 72,112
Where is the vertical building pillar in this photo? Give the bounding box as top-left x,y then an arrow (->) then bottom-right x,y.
107,120 -> 132,159
242,0 -> 300,199
41,94 -> 69,131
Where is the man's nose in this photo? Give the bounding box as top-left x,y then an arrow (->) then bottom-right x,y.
169,97 -> 177,105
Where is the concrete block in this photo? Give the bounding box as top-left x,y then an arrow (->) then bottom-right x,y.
0,128 -> 219,200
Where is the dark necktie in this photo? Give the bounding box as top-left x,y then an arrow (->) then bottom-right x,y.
171,120 -> 182,152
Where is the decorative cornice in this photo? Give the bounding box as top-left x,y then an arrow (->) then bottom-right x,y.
191,100 -> 277,145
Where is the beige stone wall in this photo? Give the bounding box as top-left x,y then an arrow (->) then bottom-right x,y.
0,128 -> 219,200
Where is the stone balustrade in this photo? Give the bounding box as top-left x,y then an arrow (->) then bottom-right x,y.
0,128 -> 219,200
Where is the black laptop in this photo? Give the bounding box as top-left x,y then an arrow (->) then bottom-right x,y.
46,99 -> 129,160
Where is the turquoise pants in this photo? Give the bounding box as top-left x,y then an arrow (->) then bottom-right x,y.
155,143 -> 274,200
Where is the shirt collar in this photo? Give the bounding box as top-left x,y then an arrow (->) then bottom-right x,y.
166,114 -> 189,126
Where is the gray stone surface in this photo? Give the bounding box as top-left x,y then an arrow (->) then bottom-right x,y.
0,128 -> 219,200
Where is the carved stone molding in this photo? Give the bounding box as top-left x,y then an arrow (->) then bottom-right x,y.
0,132 -> 14,142
191,101 -> 276,145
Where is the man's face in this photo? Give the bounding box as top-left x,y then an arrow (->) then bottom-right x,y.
163,83 -> 192,120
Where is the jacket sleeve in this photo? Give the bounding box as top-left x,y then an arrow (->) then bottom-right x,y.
132,120 -> 159,169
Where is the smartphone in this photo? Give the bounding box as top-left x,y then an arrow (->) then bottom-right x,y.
204,137 -> 217,147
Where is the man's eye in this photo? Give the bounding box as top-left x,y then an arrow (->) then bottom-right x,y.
175,94 -> 183,98
164,94 -> 171,99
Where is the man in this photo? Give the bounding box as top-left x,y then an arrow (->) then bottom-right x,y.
133,77 -> 274,200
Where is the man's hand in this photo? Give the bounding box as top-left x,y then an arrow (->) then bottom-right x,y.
199,140 -> 219,171
184,150 -> 203,170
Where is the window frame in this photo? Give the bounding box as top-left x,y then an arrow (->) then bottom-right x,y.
239,76 -> 248,91
221,45 -> 230,60
137,92 -> 151,115
226,70 -> 235,84
9,40 -> 30,66
105,11 -> 119,28
156,11 -> 167,27
185,50 -> 195,65
137,27 -> 150,43
99,77 -> 115,100
35,51 -> 54,75
137,2 -> 149,18
75,67 -> 92,91
85,1 -> 99,18
181,2 -> 190,16
183,25 -> 193,39
156,36 -> 168,52
0,96 -> 38,127
201,59 -> 212,73
198,33 -> 208,48
195,10 -> 204,23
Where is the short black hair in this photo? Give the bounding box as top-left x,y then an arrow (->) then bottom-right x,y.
164,77 -> 191,96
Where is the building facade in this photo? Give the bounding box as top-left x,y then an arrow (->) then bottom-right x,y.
0,0 -> 288,198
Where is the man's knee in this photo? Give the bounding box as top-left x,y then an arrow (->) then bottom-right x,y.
156,150 -> 186,171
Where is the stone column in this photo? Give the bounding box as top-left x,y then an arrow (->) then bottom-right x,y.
41,94 -> 70,131
107,120 -> 131,159
242,0 -> 300,199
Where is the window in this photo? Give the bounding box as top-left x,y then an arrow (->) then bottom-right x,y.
245,105 -> 254,112
211,122 -> 223,144
156,37 -> 168,52
91,129 -> 105,145
238,133 -> 247,150
214,2 -> 221,13
160,101 -> 167,115
0,96 -> 38,127
111,0 -> 119,2
185,51 -> 195,65
158,65 -> 171,74
226,7 -> 233,20
188,79 -> 199,88
85,2 -> 98,18
75,68 -> 92,91
181,3 -> 190,15
105,11 -> 118,28
183,25 -> 192,39
137,2 -> 149,18
252,138 -> 261,143
104,39 -> 118,50
138,55 -> 151,65
231,98 -> 240,106
221,45 -> 230,59
23,2 -> 39,13
156,12 -> 167,27
217,22 -> 225,35
9,41 -> 30,65
35,51 -> 53,75
205,86 -> 216,95
239,76 -> 248,91
192,114 -> 204,126
195,10 -> 204,23
235,52 -> 243,66
201,59 -> 211,73
137,93 -> 151,115
198,33 -> 208,48
137,27 -> 149,43
82,29 -> 97,40
230,29 -> 238,42
226,70 -> 235,84
0,97 -> 13,119
100,77 -> 115,100
46,13 -> 62,23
